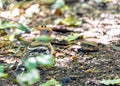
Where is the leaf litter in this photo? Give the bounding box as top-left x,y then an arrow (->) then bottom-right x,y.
0,0 -> 120,85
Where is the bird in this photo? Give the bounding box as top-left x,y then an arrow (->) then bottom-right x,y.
34,25 -> 53,36
15,26 -> 54,73
23,25 -> 54,59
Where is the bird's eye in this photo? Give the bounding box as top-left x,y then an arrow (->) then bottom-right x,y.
41,25 -> 46,28
45,30 -> 50,34
40,30 -> 50,35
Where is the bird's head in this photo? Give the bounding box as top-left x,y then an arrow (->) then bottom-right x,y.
35,25 -> 53,37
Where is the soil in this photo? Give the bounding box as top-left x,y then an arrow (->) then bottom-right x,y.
0,0 -> 120,86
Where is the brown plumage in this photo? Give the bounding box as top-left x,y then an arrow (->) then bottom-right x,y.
23,26 -> 54,59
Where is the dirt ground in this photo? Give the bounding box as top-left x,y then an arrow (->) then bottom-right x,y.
0,0 -> 120,86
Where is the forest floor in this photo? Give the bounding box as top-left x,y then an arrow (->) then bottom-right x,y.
0,0 -> 120,86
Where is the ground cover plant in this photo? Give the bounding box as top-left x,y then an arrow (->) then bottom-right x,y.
0,0 -> 120,85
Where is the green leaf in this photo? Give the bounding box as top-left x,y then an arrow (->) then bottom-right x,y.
17,69 -> 40,85
102,0 -> 112,3
0,65 -> 8,78
0,65 -> 5,72
0,22 -> 30,33
16,23 -> 30,33
35,35 -> 51,43
24,57 -> 37,70
60,15 -> 82,26
0,72 -> 8,78
92,0 -> 103,4
36,54 -> 54,67
14,29 -> 26,35
40,78 -> 61,86
81,3 -> 92,9
39,0 -> 56,4
112,45 -> 120,51
65,33 -> 83,41
101,79 -> 120,85
0,23 -> 16,29
51,0 -> 65,9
